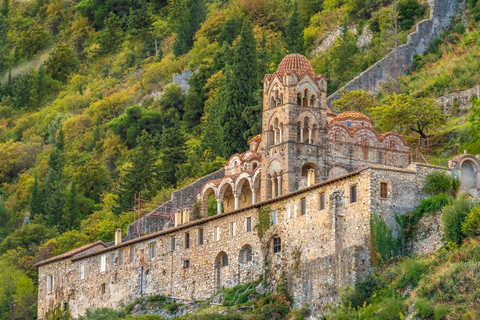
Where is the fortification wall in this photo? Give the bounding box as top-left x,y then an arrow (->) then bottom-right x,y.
327,0 -> 462,107
435,85 -> 480,114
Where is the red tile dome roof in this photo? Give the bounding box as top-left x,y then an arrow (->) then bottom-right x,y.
276,53 -> 314,77
334,110 -> 373,125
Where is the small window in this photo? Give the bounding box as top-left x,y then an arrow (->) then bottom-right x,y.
149,242 -> 156,259
184,260 -> 190,268
47,275 -> 54,293
271,211 -> 277,225
185,232 -> 190,249
130,246 -> 135,263
230,222 -> 236,236
246,217 -> 252,232
350,185 -> 357,203
101,283 -> 106,294
100,254 -> 106,272
300,197 -> 307,215
214,226 -> 220,241
110,253 -> 115,268
222,254 -> 228,267
198,228 -> 204,245
80,265 -> 85,280
320,193 -> 326,210
380,182 -> 388,198
273,237 -> 281,253
171,237 -> 176,251
62,302 -> 68,311
119,250 -> 124,266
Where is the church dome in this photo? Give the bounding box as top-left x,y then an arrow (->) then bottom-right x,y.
334,110 -> 373,126
276,53 -> 314,77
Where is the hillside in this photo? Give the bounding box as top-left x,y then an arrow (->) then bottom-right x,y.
1,0 -> 480,318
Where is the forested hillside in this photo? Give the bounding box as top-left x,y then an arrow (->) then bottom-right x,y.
0,0 -> 479,318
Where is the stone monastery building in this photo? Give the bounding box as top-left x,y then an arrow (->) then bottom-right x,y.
35,54 -> 480,318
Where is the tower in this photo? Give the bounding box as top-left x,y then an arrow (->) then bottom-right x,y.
259,54 -> 328,201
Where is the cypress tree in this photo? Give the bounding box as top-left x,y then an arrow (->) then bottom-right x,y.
218,17 -> 238,46
115,130 -> 159,213
64,180 -> 79,230
44,128 -> 65,227
221,20 -> 260,157
159,117 -> 187,188
286,1 -> 305,54
0,0 -> 9,72
30,173 -> 44,217
173,0 -> 206,57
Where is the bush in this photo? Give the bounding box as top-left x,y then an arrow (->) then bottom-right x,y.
415,298 -> 434,318
340,274 -> 382,309
442,196 -> 477,244
370,213 -> 403,265
462,207 -> 480,238
79,308 -> 125,320
374,294 -> 406,320
396,258 -> 430,288
423,171 -> 460,197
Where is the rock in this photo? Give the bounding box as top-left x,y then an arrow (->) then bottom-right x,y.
211,292 -> 225,304
255,282 -> 265,294
130,303 -> 146,316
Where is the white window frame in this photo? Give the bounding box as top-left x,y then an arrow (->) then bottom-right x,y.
100,254 -> 106,272
80,265 -> 85,280
119,249 -> 124,266
130,246 -> 135,263
214,226 -> 220,241
246,217 -> 252,232
230,221 -> 236,237
271,211 -> 277,225
149,242 -> 156,259
110,252 -> 115,268
47,275 -> 54,294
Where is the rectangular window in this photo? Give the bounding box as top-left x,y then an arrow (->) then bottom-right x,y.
380,182 -> 388,198
271,211 -> 277,225
185,232 -> 190,249
230,221 -> 236,236
350,185 -> 357,203
47,275 -> 53,293
119,250 -> 124,266
80,265 -> 85,280
110,253 -> 115,268
273,237 -> 281,253
101,283 -> 106,294
130,246 -> 135,263
300,197 -> 307,215
198,228 -> 204,245
171,237 -> 176,251
214,226 -> 220,241
320,193 -> 325,210
149,242 -> 156,259
245,247 -> 253,262
184,260 -> 190,268
100,254 -> 106,272
246,217 -> 252,232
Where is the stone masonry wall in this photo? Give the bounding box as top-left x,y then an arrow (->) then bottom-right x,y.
327,0 -> 462,107
435,85 -> 480,114
124,168 -> 225,241
410,212 -> 444,256
37,164 -> 443,319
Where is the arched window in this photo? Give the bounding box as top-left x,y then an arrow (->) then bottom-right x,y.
346,121 -> 352,127
240,245 -> 253,263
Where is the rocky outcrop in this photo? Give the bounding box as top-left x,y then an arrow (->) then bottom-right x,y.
435,85 -> 480,114
409,212 -> 444,256
327,0 -> 463,106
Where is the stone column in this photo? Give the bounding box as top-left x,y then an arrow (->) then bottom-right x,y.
308,128 -> 312,144
307,168 -> 315,187
277,174 -> 282,196
234,193 -> 240,210
217,199 -> 223,215
279,128 -> 283,143
300,126 -> 304,143
251,189 -> 257,204
274,130 -> 277,145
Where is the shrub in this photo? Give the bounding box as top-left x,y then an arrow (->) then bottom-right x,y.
415,298 -> 434,318
423,170 -> 460,197
79,308 -> 125,320
396,258 -> 430,288
462,207 -> 480,238
340,274 -> 382,309
374,294 -> 406,320
442,196 -> 477,244
370,213 -> 403,265
434,304 -> 450,320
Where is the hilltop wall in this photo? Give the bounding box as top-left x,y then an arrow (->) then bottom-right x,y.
327,0 -> 463,107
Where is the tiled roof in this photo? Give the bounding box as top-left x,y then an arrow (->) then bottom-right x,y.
334,110 -> 373,124
276,53 -> 315,78
34,241 -> 107,267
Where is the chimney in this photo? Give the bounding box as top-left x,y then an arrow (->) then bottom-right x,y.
115,228 -> 122,245
183,209 -> 190,224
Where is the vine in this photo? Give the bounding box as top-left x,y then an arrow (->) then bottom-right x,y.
254,206 -> 272,240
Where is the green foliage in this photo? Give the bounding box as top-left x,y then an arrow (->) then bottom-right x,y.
339,274 -> 382,309
0,224 -> 58,255
442,195 -> 477,244
255,207 -> 272,240
286,1 -> 304,54
397,0 -> 426,31
395,258 -> 430,288
461,207 -> 480,238
424,170 -> 460,197
331,89 -> 379,114
44,43 -> 79,83
79,307 -> 126,320
173,0 -> 206,57
159,117 -> 187,188
45,303 -> 74,320
370,213 -> 403,265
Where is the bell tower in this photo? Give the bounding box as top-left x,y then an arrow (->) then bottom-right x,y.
259,54 -> 328,201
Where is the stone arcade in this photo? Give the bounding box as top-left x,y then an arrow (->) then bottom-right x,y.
35,54 -> 479,318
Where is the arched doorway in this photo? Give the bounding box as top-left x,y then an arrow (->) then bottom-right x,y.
461,160 -> 476,189
214,251 -> 229,291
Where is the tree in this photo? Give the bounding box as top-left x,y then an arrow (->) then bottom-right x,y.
44,43 -> 79,83
159,118 -> 187,188
64,181 -> 80,230
332,89 -> 379,115
30,173 -> 44,217
97,12 -> 124,54
17,23 -> 49,58
127,0 -> 153,38
286,1 -> 304,54
173,0 -> 206,57
221,20 -> 261,157
369,93 -> 445,139
218,17 -> 238,46
74,159 -> 111,203
115,131 -> 159,213
0,0 -> 9,72
43,128 -> 66,227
